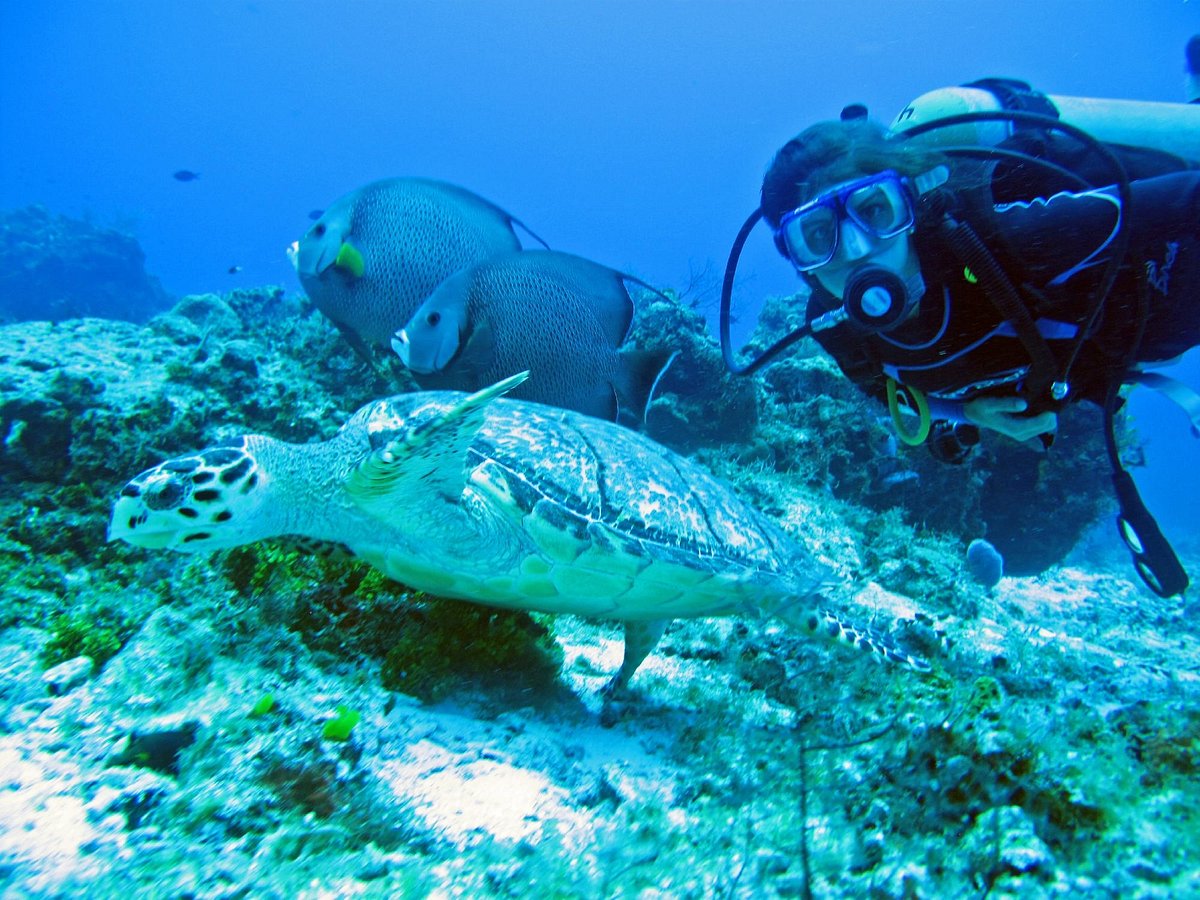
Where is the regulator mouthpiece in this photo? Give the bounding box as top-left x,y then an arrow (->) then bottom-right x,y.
843,266 -> 925,332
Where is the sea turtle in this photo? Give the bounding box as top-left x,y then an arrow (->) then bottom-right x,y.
109,372 -> 930,692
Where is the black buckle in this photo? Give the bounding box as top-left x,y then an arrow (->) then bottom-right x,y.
963,78 -> 1060,124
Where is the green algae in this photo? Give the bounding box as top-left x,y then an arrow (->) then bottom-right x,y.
380,599 -> 563,703
40,605 -> 139,670
322,704 -> 360,741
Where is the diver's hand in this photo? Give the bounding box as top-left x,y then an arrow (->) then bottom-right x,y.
964,397 -> 1057,442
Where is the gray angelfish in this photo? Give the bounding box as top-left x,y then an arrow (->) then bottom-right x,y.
288,178 -> 544,359
391,249 -> 675,422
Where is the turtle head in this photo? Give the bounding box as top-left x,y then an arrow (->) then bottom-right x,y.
109,438 -> 275,552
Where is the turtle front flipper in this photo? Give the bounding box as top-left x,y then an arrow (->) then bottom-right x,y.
348,371 -> 530,513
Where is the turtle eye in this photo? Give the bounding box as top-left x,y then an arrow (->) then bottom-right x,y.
145,477 -> 186,511
426,311 -> 441,327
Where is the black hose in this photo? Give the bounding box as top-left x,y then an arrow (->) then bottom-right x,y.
940,215 -> 1061,407
900,110 -> 1133,391
719,207 -> 815,376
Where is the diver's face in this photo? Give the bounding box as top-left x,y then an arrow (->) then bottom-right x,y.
775,169 -> 920,300
812,223 -> 918,300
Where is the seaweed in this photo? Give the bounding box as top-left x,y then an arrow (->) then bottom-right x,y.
40,604 -> 139,670
380,599 -> 563,703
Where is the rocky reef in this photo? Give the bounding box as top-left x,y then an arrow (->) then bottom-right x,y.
0,206 -> 172,325
0,285 -> 1197,897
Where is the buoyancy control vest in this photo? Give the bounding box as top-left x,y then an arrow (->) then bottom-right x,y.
887,79 -> 1199,598
880,80 -> 1199,415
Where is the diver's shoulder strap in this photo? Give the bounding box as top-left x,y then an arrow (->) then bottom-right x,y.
936,213 -> 1064,410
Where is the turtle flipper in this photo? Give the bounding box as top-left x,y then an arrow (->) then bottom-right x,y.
601,619 -> 670,697
774,596 -> 931,672
348,371 -> 530,512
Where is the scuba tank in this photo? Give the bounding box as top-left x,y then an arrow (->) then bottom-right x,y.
891,82 -> 1200,162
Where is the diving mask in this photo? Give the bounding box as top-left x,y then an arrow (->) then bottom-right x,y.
773,170 -> 916,271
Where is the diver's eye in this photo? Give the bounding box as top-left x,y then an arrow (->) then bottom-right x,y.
426,311 -> 441,327
801,219 -> 834,252
313,223 -> 326,238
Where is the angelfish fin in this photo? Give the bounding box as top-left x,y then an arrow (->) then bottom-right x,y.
332,320 -> 381,369
615,347 -> 679,423
334,241 -> 365,278
457,315 -> 496,378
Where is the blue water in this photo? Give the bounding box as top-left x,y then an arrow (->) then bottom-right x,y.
1,0 -> 1197,537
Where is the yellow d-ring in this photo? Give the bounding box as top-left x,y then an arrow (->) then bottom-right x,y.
887,378 -> 931,446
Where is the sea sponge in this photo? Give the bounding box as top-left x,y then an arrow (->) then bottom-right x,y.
966,539 -> 1005,588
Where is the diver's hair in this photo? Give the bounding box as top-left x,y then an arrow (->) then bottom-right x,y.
761,119 -> 947,227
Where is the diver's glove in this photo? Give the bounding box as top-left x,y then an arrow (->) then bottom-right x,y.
964,396 -> 1057,443
927,421 -> 980,464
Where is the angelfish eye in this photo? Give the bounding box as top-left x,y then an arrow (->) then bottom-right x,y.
426,311 -> 441,327
313,223 -> 326,237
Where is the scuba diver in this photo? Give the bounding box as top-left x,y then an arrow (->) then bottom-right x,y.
719,46 -> 1200,598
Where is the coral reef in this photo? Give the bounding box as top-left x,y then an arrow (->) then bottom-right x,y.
0,206 -> 172,324
0,284 -> 1196,897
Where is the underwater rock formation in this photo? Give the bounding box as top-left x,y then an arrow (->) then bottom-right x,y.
0,206 -> 172,324
0,284 -> 1197,897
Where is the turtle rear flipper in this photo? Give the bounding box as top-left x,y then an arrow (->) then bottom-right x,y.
773,596 -> 932,673
601,619 -> 670,697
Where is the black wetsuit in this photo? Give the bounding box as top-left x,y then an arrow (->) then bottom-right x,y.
805,170 -> 1200,423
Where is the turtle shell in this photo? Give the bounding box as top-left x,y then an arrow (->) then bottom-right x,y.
352,390 -> 827,621
469,402 -> 810,577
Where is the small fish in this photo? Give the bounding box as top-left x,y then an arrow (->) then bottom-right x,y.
173,170 -> 200,182
863,458 -> 918,495
291,178 -> 544,360
307,209 -> 324,221
227,265 -> 243,275
966,538 -> 1004,588
392,249 -> 675,422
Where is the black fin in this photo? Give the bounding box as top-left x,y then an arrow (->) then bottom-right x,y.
615,347 -> 680,423
509,215 -> 551,250
332,320 -> 383,372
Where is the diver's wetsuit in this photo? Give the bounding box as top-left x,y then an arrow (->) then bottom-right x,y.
805,170 -> 1200,425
